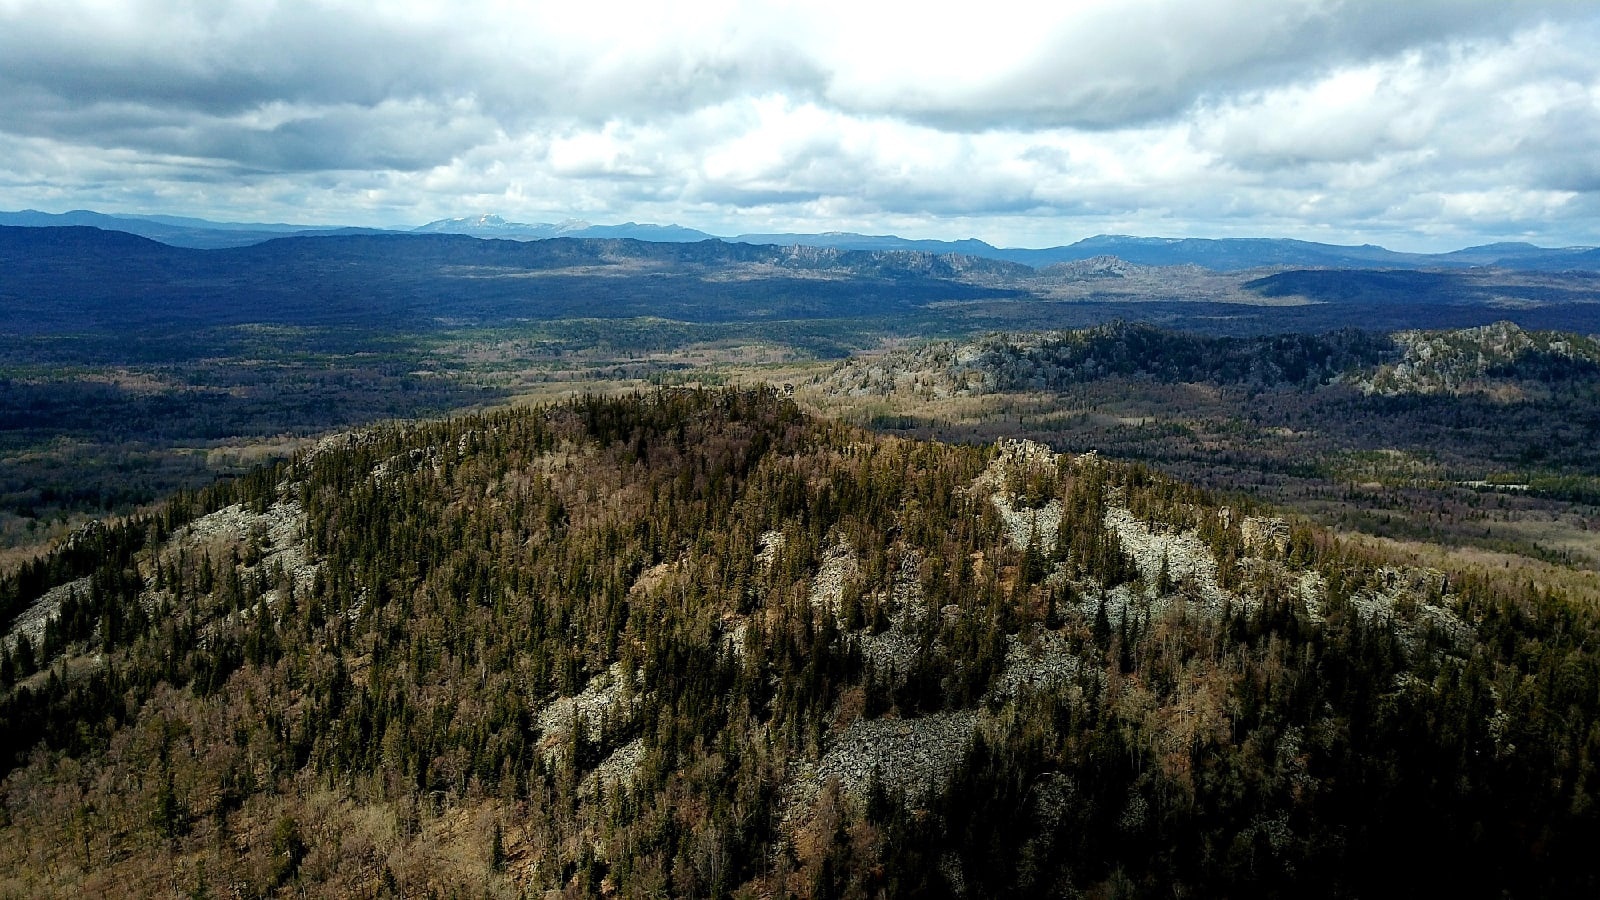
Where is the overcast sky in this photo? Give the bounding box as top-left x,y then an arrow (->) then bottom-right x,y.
1,1 -> 1597,250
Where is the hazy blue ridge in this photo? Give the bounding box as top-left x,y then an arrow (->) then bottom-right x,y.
6,208 -> 1600,271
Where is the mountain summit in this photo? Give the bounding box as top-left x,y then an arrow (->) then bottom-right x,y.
2,389 -> 1597,896
412,214 -> 592,236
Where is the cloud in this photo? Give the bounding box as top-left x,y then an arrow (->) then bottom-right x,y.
0,1 -> 1596,249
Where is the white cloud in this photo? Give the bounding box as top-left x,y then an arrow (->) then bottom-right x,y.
0,1 -> 1597,249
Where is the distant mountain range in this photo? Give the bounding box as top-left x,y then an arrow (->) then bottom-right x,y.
412,213 -> 718,243
0,208 -> 390,249
7,224 -> 1600,340
4,208 -> 1598,272
729,231 -> 1600,271
0,225 -> 1032,334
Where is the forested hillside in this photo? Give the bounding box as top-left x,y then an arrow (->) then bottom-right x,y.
1,390 -> 1597,897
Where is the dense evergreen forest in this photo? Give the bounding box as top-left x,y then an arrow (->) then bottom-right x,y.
1,389 -> 1597,897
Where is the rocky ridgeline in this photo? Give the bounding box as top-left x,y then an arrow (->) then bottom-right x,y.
820,321 -> 1600,409
179,499 -> 321,640
773,244 -> 1030,280
1293,569 -> 1328,621
795,626 -> 1094,817
993,496 -> 1063,558
1239,514 -> 1290,557
754,529 -> 786,572
782,443 -> 1058,818
981,441 -> 1256,631
1355,320 -> 1600,395
748,531 -> 934,676
554,430 -> 1472,830
1037,255 -> 1150,279
787,442 -> 1088,818
191,499 -> 317,597
814,339 -> 986,400
717,529 -> 791,660
4,489 -> 318,670
1073,582 -> 1134,629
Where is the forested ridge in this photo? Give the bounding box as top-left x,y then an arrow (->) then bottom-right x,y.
1,389 -> 1597,897
816,322 -> 1600,568
824,320 -> 1600,398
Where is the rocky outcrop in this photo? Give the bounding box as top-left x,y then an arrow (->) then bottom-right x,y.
1240,515 -> 1290,557
1102,505 -> 1237,617
809,542 -> 861,618
796,709 -> 982,812
853,550 -> 930,675
974,438 -> 1063,553
536,662 -> 644,761
2,575 -> 90,654
1348,568 -> 1474,651
987,630 -> 1086,702
580,738 -> 646,800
